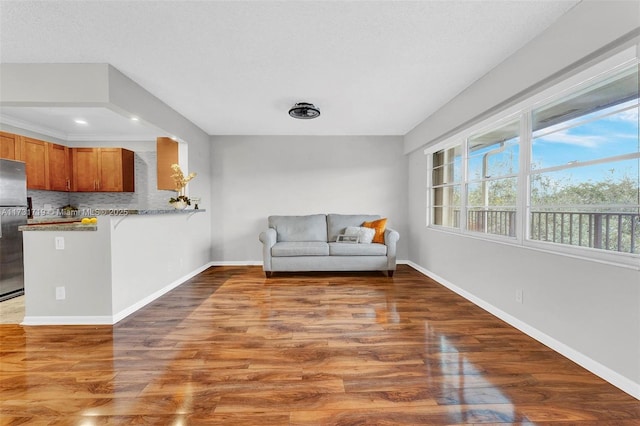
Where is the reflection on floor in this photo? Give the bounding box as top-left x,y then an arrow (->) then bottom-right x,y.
0,295 -> 24,324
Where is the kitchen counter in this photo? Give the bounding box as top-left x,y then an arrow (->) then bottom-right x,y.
20,209 -> 205,231
20,223 -> 97,231
27,217 -> 81,224
21,209 -> 211,325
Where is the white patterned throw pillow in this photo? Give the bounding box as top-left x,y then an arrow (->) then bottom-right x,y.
344,226 -> 376,244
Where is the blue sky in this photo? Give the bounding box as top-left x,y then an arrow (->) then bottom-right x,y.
532,102 -> 639,187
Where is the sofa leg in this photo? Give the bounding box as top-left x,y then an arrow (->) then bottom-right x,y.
387,270 -> 394,277
265,271 -> 272,278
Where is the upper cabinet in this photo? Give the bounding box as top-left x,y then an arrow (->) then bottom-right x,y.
72,148 -> 99,192
0,131 -> 23,161
48,143 -> 72,192
72,148 -> 134,192
3,134 -> 73,191
156,137 -> 178,190
1,131 -> 135,192
23,137 -> 49,190
99,148 -> 135,192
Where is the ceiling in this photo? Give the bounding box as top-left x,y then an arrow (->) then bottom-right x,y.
0,0 -> 580,139
0,106 -> 162,141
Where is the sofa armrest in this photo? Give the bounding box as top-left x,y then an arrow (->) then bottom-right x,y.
259,228 -> 277,273
259,228 -> 277,247
384,228 -> 400,271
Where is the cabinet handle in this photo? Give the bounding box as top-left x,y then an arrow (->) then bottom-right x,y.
66,179 -> 70,191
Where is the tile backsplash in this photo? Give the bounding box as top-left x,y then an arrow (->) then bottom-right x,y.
27,190 -> 69,211
28,151 -> 175,213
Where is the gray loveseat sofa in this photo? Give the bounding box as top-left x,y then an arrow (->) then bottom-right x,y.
259,214 -> 399,277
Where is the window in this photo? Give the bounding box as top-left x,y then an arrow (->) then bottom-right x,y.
530,65 -> 639,254
467,120 -> 520,237
430,144 -> 462,229
426,55 -> 639,264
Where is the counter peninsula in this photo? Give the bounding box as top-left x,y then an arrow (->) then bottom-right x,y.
21,209 -> 209,325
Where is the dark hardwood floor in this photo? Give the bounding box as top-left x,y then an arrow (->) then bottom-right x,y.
1,265 -> 638,425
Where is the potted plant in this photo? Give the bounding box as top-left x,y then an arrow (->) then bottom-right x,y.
169,164 -> 196,209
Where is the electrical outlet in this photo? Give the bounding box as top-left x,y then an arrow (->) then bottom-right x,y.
55,286 -> 66,300
55,236 -> 65,250
516,289 -> 524,304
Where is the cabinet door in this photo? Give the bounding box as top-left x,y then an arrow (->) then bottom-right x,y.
23,137 -> 49,190
72,148 -> 99,191
157,137 -> 178,190
98,148 -> 135,192
48,143 -> 71,191
98,148 -> 123,191
118,148 -> 135,192
0,132 -> 22,160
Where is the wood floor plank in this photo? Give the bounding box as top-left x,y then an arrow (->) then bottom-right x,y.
0,265 -> 638,424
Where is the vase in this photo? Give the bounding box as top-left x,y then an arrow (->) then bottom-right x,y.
170,201 -> 188,210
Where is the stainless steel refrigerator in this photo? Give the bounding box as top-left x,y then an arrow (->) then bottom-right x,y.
0,159 -> 27,301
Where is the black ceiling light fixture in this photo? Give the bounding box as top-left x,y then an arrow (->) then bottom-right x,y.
288,102 -> 320,119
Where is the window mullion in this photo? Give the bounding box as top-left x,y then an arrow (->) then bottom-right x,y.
518,110 -> 532,244
461,138 -> 469,233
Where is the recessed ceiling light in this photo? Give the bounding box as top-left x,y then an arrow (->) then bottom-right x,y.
74,119 -> 88,125
130,116 -> 139,122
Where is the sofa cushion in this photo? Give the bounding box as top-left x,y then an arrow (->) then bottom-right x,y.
362,218 -> 388,244
327,214 -> 381,242
344,226 -> 376,244
329,242 -> 387,256
269,214 -> 327,242
272,242 -> 330,257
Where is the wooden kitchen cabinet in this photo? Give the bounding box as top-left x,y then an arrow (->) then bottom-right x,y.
157,137 -> 178,190
2,130 -> 135,192
99,148 -> 134,192
23,137 -> 49,190
47,143 -> 72,191
72,148 -> 135,192
72,148 -> 99,191
0,131 -> 23,161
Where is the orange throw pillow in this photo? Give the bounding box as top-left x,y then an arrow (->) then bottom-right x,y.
362,218 -> 387,244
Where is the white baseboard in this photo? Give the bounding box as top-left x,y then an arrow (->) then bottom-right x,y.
210,260 -> 262,266
405,261 -> 640,400
21,315 -> 114,326
111,262 -> 216,324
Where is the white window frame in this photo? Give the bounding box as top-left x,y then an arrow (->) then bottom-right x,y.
425,46 -> 640,269
464,113 -> 522,240
426,141 -> 464,232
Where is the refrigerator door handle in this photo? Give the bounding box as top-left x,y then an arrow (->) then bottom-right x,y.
0,215 -> 2,239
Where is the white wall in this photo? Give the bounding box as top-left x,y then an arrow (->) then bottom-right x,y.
405,1 -> 640,397
110,213 -> 211,318
23,225 -> 113,321
210,135 -> 408,263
